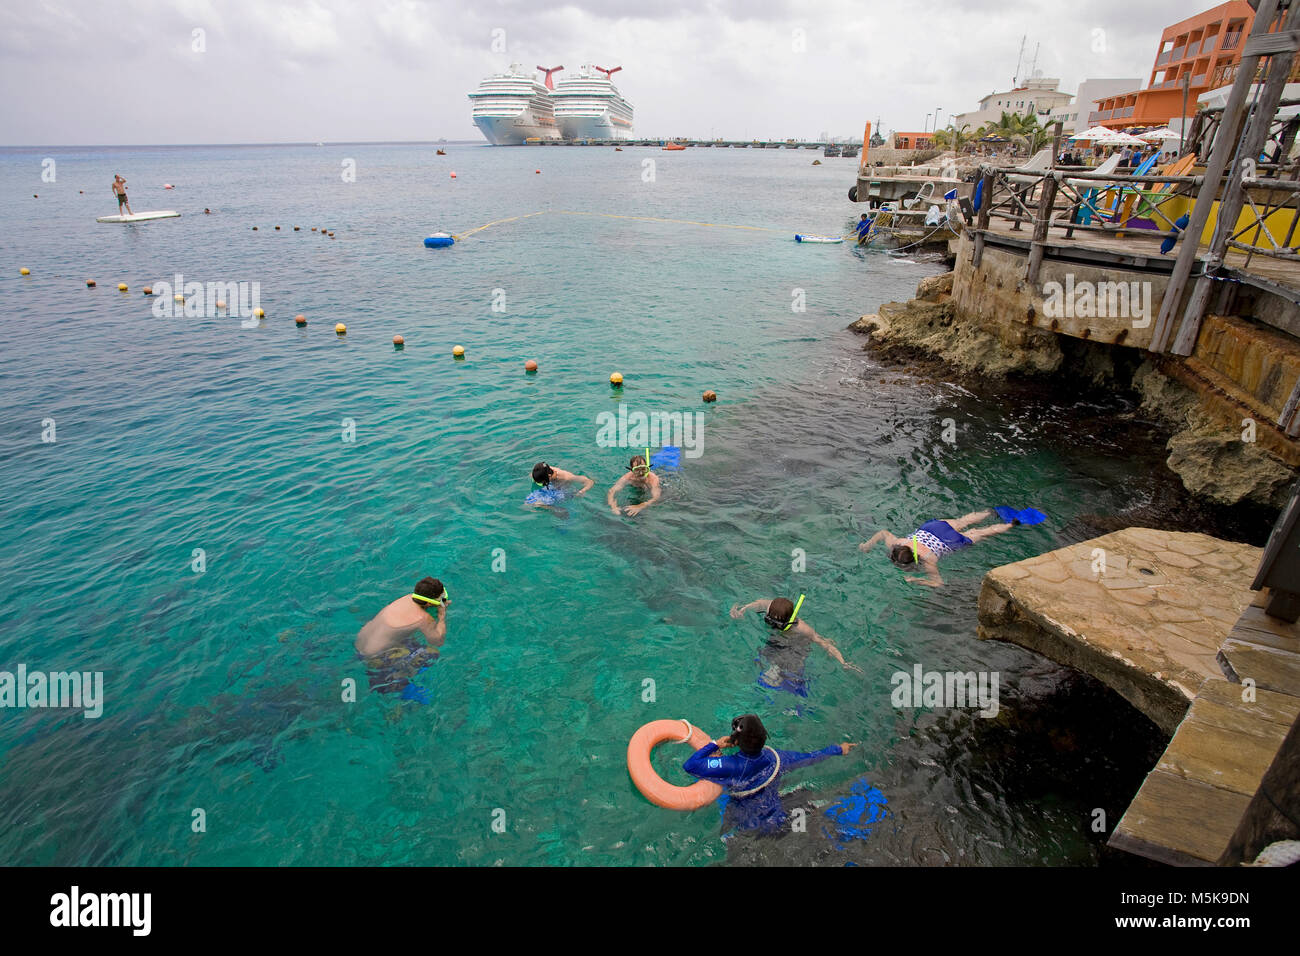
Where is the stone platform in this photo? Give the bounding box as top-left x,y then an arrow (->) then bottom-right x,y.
977,527 -> 1262,734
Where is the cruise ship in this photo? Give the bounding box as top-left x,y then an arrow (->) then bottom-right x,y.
467,65 -> 562,145
550,65 -> 635,141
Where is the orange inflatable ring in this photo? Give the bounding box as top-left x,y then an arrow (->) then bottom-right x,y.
627,719 -> 724,810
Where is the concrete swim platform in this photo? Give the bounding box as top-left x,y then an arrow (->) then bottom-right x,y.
977,527 -> 1300,865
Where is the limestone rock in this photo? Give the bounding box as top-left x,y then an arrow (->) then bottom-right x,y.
915,271 -> 954,302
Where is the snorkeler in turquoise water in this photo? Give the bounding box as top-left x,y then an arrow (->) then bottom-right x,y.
730,595 -> 862,693
683,714 -> 856,834
355,577 -> 449,700
860,507 -> 1042,587
525,461 -> 593,510
606,451 -> 662,517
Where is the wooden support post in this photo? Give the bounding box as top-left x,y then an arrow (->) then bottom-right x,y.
1026,172 -> 1059,284
1171,5 -> 1300,356
1150,0 -> 1283,353
1280,373 -> 1300,437
973,166 -> 992,268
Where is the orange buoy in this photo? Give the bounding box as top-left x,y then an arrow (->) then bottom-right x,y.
524,359 -> 538,373
215,299 -> 227,310
311,227 -> 317,232
452,345 -> 465,359
142,286 -> 153,296
703,390 -> 717,403
335,323 -> 347,335
393,335 -> 405,348
252,226 -> 258,230
86,279 -> 96,288
450,171 -> 457,179
535,169 -> 541,174
293,226 -> 300,231
274,225 -> 280,230
295,315 -> 307,326
626,719 -> 724,810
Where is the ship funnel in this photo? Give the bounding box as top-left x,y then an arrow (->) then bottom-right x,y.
537,65 -> 564,90
593,65 -> 623,80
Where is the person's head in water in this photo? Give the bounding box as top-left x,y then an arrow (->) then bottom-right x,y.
730,714 -> 767,755
532,462 -> 554,487
889,540 -> 918,567
411,576 -> 445,607
764,597 -> 796,630
628,455 -> 651,482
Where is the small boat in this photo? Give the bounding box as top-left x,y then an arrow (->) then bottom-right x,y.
436,149 -> 446,155
794,234 -> 843,243
663,143 -> 686,151
614,147 -> 623,151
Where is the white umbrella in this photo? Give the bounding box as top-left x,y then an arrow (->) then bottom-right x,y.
1093,130 -> 1148,147
1070,125 -> 1115,141
1139,127 -> 1179,142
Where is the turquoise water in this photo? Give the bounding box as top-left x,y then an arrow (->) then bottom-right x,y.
1,143 -> 1174,865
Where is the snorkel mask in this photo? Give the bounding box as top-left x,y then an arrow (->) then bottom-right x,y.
763,594 -> 805,632
410,587 -> 450,607
631,448 -> 651,477
533,463 -> 553,488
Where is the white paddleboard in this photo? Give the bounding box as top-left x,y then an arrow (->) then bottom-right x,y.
96,210 -> 181,223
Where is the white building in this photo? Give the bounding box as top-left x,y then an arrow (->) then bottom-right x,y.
1047,78 -> 1142,135
952,76 -> 1072,132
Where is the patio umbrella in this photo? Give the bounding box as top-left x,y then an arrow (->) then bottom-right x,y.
1070,125 -> 1115,141
1092,130 -> 1148,147
1138,127 -> 1179,142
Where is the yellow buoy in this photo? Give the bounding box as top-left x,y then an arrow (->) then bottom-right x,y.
335,323 -> 347,335
253,307 -> 265,318
452,345 -> 465,359
610,372 -> 623,387
19,268 -> 30,276
118,283 -> 128,291
174,293 -> 185,302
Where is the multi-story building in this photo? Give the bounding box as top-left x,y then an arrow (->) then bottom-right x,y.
1090,1 -> 1276,130
1047,78 -> 1142,135
952,76 -> 1073,133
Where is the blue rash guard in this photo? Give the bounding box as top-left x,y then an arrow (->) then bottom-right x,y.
683,740 -> 843,833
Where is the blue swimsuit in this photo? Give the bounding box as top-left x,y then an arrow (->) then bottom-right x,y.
525,484 -> 568,506
912,519 -> 973,557
683,741 -> 842,833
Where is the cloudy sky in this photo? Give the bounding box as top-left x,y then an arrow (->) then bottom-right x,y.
1,0 -> 1190,145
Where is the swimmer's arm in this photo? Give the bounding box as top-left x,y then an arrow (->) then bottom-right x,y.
553,468 -> 594,496
906,556 -> 944,588
682,741 -> 747,786
625,475 -> 662,516
804,623 -> 863,673
859,530 -> 899,552
778,742 -> 857,770
729,599 -> 770,620
417,606 -> 446,648
606,474 -> 630,514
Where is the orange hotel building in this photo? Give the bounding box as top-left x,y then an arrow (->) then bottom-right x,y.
1091,1 -> 1290,130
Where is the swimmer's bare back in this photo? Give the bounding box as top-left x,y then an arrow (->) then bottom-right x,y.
355,595 -> 443,657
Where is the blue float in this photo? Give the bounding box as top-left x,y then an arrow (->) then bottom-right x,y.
424,233 -> 454,248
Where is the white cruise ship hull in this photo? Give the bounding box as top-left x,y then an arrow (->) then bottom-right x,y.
472,113 -> 561,146
556,112 -> 634,141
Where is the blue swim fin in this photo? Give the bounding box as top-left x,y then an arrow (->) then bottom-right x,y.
650,446 -> 681,470
995,506 -> 1046,526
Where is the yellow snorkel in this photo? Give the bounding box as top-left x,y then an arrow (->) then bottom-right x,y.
410,588 -> 449,607
783,593 -> 805,631
910,537 -> 919,565
633,447 -> 651,476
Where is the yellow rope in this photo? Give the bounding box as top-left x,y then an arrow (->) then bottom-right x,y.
451,209 -> 802,240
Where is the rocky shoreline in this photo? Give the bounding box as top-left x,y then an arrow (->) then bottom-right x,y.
851,272 -> 1298,512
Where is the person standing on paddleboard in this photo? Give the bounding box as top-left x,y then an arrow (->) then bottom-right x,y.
112,175 -> 132,216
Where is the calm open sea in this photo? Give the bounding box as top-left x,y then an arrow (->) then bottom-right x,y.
1,142 -> 1184,865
